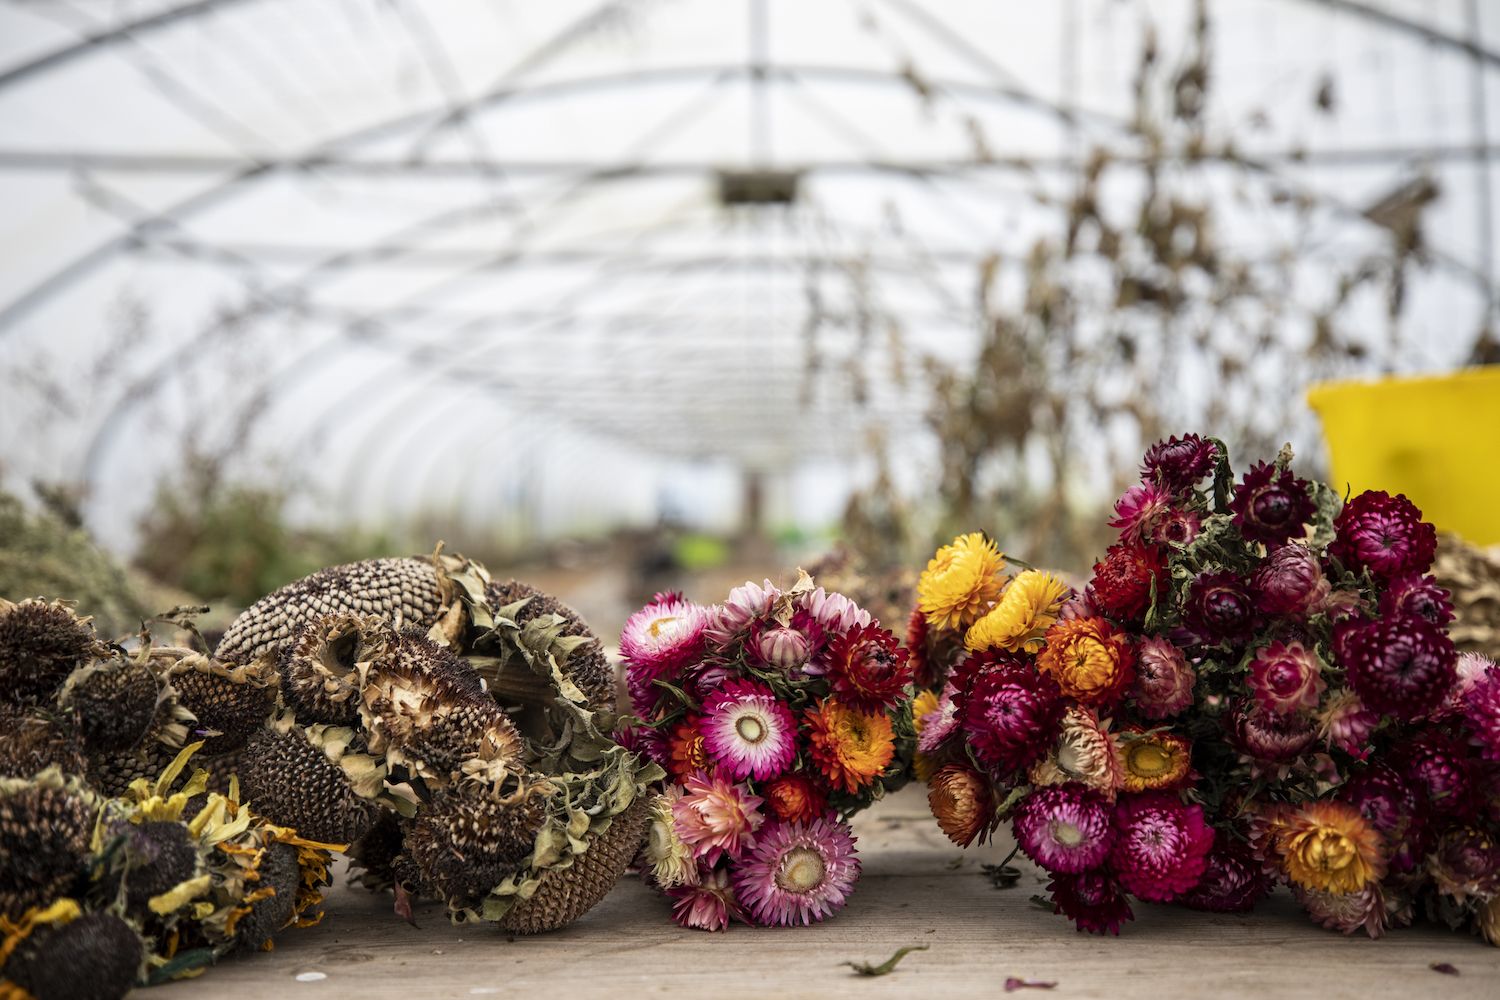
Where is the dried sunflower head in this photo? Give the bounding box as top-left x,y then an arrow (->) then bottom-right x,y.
0,706 -> 85,779
404,772 -> 551,910
164,652 -> 276,755
0,769 -> 95,919
228,840 -> 301,953
279,613 -> 395,726
216,557 -> 445,665
105,819 -> 207,914
481,580 -> 616,711
0,902 -> 144,1000
236,721 -> 380,845
57,651 -> 159,754
0,599 -> 100,708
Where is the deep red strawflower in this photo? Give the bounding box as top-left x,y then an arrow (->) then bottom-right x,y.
1182,571 -> 1258,647
1463,662 -> 1500,762
1141,434 -> 1219,495
1087,542 -> 1166,622
1224,699 -> 1316,764
1427,826 -> 1500,903
905,607 -> 937,690
1338,615 -> 1457,722
1046,870 -> 1135,935
1378,573 -> 1454,627
961,659 -> 1065,775
1230,461 -> 1315,546
1247,640 -> 1326,716
1340,763 -> 1428,874
1329,490 -> 1438,581
1252,544 -> 1329,617
1109,791 -> 1216,902
1153,509 -> 1202,547
1394,731 -> 1475,820
826,622 -> 912,713
1180,836 -> 1273,912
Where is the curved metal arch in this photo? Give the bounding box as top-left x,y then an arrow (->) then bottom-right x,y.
0,58 -> 1131,333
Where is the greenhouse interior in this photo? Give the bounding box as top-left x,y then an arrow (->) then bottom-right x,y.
1,1 -> 1499,997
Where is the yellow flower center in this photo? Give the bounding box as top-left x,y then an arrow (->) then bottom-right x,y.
736,714 -> 766,744
1304,830 -> 1356,873
776,846 -> 828,894
1127,741 -> 1173,778
1050,820 -> 1084,847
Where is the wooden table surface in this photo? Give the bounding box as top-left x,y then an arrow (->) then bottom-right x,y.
150,786 -> 1500,1000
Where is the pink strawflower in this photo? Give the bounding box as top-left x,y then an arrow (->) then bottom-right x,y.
731,817 -> 860,927
916,682 -> 960,754
1229,461 -> 1315,546
621,594 -> 709,713
1329,490 -> 1438,581
1437,652 -> 1496,718
1296,882 -> 1409,940
1252,544 -> 1330,617
1225,699 -> 1316,765
1131,637 -> 1196,720
1338,616 -> 1457,722
1109,792 -> 1216,902
1180,837 -> 1272,913
1378,573 -> 1454,627
798,586 -> 873,638
667,866 -> 744,931
672,771 -> 765,865
1248,640 -> 1326,716
1109,482 -> 1175,544
701,680 -> 797,781
1317,689 -> 1379,757
1152,508 -> 1202,546
705,579 -> 779,648
1046,870 -> 1135,935
1012,783 -> 1115,873
747,612 -> 821,672
1462,661 -> 1500,762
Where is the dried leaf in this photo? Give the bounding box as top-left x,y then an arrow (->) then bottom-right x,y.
1429,963 -> 1460,976
1005,979 -> 1059,992
842,945 -> 929,977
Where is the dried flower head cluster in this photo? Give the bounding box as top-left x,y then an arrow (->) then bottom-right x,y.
918,435 -> 1498,945
621,572 -> 913,929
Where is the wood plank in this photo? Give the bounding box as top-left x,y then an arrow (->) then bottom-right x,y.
149,787 -> 1500,999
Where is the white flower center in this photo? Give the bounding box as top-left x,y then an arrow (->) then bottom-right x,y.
648,615 -> 685,642
776,846 -> 827,894
736,713 -> 766,744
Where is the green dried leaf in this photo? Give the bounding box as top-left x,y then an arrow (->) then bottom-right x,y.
842,944 -> 929,977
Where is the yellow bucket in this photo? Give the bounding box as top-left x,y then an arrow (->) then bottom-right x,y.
1307,365 -> 1500,545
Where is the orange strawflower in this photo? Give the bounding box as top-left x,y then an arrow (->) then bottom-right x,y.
927,761 -> 996,847
1278,800 -> 1387,895
1036,616 -> 1136,706
805,699 -> 896,794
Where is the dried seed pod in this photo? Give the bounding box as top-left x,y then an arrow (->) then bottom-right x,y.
236,725 -> 378,845
483,580 -> 616,710
57,652 -> 159,754
216,558 -> 445,664
0,909 -> 143,1000
404,774 -> 550,909
496,797 -> 651,934
230,841 -> 301,952
0,599 -> 99,708
0,707 -> 85,779
280,613 -> 395,726
0,771 -> 94,918
359,633 -> 522,788
165,653 -> 276,755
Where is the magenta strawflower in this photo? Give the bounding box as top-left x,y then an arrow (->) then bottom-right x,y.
731,817 -> 860,927
1378,573 -> 1454,627
1131,637 -> 1196,720
1046,870 -> 1135,935
1317,689 -> 1379,757
1340,763 -> 1427,874
667,867 -> 744,931
621,593 -> 710,713
1252,544 -> 1330,617
701,680 -> 797,781
672,770 -> 765,865
1395,731 -> 1474,819
1338,616 -> 1457,722
1329,490 -> 1438,581
1012,783 -> 1115,873
1247,640 -> 1326,716
1461,661 -> 1500,762
1182,571 -> 1257,647
1230,461 -> 1315,546
1180,837 -> 1272,912
1141,434 -> 1219,494
1109,792 -> 1216,902
1109,482 -> 1175,544
961,657 -> 1065,774
916,683 -> 960,754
